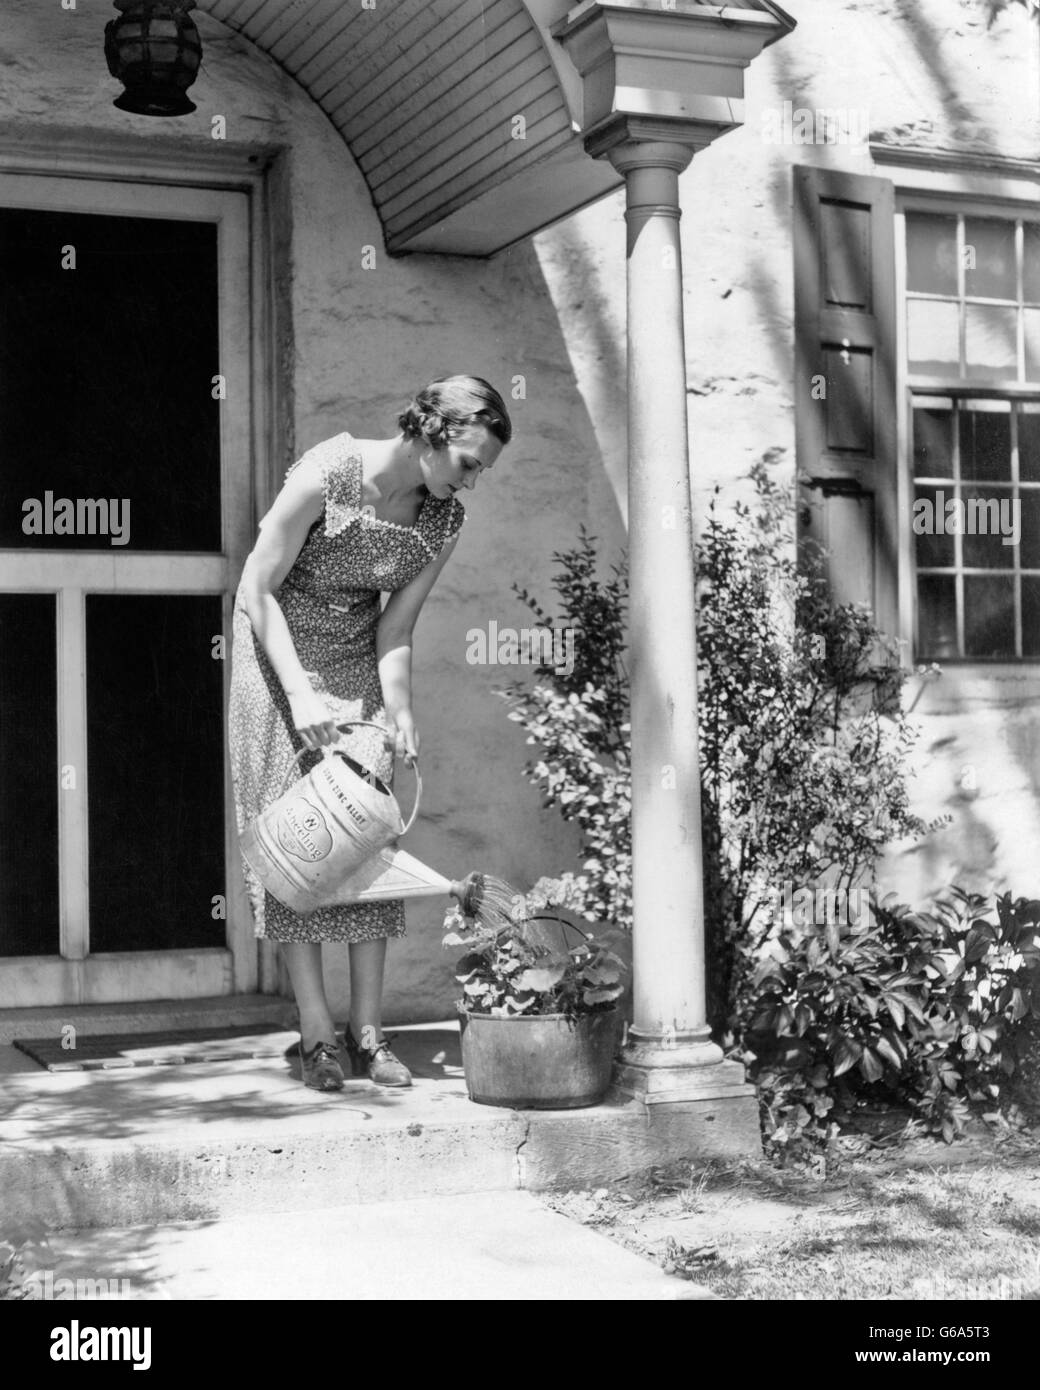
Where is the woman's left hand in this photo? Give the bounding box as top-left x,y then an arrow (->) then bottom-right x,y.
386,711 -> 420,766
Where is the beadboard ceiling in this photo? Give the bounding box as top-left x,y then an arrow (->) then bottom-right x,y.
202,1 -> 794,256
204,0 -> 611,256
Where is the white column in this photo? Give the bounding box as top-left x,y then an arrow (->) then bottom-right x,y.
604,136 -> 746,1102
549,0 -> 794,1118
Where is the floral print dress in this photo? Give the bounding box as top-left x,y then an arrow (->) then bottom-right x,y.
228,431 -> 465,943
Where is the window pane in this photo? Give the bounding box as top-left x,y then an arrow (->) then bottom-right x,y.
1024,308 -> 1040,381
964,304 -> 1017,381
1020,492 -> 1040,570
964,576 -> 1016,657
1024,224 -> 1040,303
962,488 -> 1016,568
1019,408 -> 1040,482
914,487 -> 956,567
964,218 -> 1016,301
913,403 -> 954,478
960,407 -> 1011,482
86,595 -> 225,953
906,213 -> 958,296
0,596 -> 60,956
0,209 -> 221,552
1023,577 -> 1040,657
908,299 -> 959,375
917,574 -> 958,659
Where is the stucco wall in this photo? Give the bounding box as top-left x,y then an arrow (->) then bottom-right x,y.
1,0 -> 625,1021
540,0 -> 1040,908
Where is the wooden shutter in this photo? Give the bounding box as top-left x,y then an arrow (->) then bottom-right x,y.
794,165 -> 898,637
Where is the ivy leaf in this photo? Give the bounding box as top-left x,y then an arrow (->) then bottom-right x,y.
874,1034 -> 904,1071
883,994 -> 905,1030
832,1036 -> 862,1077
858,1047 -> 884,1083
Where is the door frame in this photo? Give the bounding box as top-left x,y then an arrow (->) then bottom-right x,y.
0,133 -> 290,1005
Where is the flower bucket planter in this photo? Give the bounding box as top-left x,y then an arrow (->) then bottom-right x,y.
458,1006 -> 621,1109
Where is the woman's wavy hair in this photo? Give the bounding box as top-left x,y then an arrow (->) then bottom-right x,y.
398,375 -> 512,450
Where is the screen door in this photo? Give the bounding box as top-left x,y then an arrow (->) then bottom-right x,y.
0,175 -> 254,1006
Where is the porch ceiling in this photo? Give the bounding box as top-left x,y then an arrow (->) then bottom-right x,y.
202,0 -> 614,256
202,0 -> 793,258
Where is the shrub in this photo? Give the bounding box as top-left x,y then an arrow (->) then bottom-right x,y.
501,529 -> 632,929
743,889 -> 1040,1157
697,457 -> 939,1033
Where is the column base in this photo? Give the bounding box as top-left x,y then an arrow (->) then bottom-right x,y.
613,1029 -> 757,1107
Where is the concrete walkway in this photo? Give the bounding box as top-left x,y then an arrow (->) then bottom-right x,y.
28,1192 -> 714,1300
0,1003 -> 748,1298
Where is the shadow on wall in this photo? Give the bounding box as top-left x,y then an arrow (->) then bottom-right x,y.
903,777 -> 1000,897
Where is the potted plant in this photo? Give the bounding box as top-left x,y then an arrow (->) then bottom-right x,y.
444,875 -> 626,1108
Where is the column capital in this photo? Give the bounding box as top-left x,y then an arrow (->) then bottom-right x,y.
590,123 -> 702,178
585,111 -> 734,167
551,0 -> 795,159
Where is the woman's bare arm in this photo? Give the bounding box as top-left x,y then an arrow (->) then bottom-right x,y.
237,456 -> 339,749
376,532 -> 460,762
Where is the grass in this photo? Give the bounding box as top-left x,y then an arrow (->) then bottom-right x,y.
539,1131 -> 1040,1300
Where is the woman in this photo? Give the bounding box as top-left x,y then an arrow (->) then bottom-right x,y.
229,376 -> 511,1091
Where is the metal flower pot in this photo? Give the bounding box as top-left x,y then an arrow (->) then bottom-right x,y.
458,1006 -> 621,1109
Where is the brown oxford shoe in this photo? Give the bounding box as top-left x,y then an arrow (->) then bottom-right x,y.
298,1039 -> 345,1091
343,1026 -> 412,1088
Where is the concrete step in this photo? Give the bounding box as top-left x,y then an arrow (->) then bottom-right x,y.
0,1023 -> 758,1229
0,994 -> 295,1045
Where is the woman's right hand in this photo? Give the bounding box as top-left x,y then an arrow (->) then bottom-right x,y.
288,689 -> 341,751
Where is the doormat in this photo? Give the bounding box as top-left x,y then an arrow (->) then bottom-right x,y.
12,1023 -> 295,1072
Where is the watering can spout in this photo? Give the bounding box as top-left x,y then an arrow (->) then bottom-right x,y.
319,848 -> 481,911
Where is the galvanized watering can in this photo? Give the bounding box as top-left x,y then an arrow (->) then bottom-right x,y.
240,720 -> 477,918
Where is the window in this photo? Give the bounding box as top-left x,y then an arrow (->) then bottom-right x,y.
905,208 -> 1040,660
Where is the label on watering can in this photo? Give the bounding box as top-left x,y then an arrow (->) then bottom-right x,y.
276,797 -> 334,863
318,765 -> 371,831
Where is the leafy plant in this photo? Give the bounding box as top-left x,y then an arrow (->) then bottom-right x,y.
511,528 -> 628,751
443,876 -> 626,1020
742,889 -> 1040,1158
696,458 -> 943,1032
502,530 -> 632,928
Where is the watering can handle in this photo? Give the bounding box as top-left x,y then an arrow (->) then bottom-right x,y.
277,719 -> 422,836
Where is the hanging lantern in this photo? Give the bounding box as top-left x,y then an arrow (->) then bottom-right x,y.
104,0 -> 202,117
